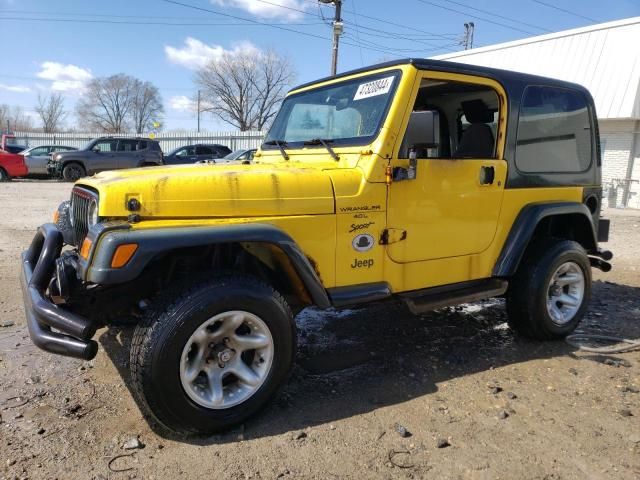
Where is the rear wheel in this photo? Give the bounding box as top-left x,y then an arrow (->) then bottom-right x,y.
0,168 -> 9,182
506,239 -> 591,339
62,162 -> 85,182
130,275 -> 295,435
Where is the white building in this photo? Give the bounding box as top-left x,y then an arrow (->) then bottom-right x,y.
434,17 -> 640,209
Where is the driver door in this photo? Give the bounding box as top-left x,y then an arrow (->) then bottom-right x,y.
386,71 -> 508,266
90,140 -> 118,172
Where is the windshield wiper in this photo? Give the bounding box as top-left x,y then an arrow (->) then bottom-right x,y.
303,138 -> 339,161
263,139 -> 289,160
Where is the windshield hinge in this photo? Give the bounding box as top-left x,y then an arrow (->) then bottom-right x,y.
380,228 -> 407,245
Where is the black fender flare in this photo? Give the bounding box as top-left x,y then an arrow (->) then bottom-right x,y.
493,202 -> 597,277
80,222 -> 331,309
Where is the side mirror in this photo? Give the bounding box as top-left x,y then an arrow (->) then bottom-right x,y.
92,147 -> 101,153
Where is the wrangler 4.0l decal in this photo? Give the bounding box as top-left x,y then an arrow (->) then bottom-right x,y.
340,205 -> 381,213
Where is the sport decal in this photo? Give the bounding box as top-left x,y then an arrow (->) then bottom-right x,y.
349,222 -> 375,233
352,233 -> 374,252
353,76 -> 394,101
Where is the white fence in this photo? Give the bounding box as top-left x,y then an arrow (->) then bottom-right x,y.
13,131 -> 265,153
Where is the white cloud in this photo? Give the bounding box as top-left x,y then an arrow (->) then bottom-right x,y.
36,61 -> 93,92
169,95 -> 214,112
165,38 -> 260,70
0,83 -> 31,93
211,0 -> 309,20
169,95 -> 196,112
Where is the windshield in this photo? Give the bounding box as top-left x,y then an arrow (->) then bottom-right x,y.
264,70 -> 401,149
224,149 -> 245,160
80,140 -> 95,151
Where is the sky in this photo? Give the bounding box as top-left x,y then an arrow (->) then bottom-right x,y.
0,0 -> 638,132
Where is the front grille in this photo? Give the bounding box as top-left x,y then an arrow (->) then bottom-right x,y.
70,187 -> 97,247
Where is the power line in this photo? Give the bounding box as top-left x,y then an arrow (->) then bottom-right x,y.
159,0 -> 444,58
416,0 -> 538,35
300,0 -> 460,42
350,0 -> 365,66
0,9 -> 319,23
440,0 -> 552,32
0,16 -> 326,26
531,0 -> 600,23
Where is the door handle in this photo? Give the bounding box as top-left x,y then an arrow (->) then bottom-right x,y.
479,166 -> 495,185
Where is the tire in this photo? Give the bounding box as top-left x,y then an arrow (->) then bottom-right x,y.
506,239 -> 591,340
130,275 -> 295,435
62,162 -> 85,182
0,168 -> 9,182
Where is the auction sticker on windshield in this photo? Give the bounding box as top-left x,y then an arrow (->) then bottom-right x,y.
353,76 -> 394,101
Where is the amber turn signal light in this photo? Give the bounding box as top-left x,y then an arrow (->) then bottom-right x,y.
111,243 -> 138,268
80,238 -> 93,259
53,210 -> 60,223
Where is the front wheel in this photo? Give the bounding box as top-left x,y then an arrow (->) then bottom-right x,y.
62,162 -> 85,182
130,275 -> 295,435
506,239 -> 591,339
0,168 -> 9,182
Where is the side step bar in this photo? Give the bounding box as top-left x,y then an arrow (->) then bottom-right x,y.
400,278 -> 508,315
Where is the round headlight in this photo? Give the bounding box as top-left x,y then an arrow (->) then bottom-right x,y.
88,199 -> 99,226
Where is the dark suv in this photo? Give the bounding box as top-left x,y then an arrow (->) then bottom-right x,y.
49,137 -> 163,181
163,144 -> 232,165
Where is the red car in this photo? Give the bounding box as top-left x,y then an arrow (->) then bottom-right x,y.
0,149 -> 28,180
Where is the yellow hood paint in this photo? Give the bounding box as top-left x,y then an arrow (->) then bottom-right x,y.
79,162 -> 337,218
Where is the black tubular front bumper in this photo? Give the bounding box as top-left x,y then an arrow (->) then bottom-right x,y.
21,223 -> 98,360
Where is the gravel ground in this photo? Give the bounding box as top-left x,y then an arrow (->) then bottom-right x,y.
0,180 -> 639,480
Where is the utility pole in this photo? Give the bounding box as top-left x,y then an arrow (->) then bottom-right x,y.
319,0 -> 343,76
197,90 -> 201,133
462,22 -> 475,50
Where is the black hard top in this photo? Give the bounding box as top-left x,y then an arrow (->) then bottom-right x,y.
291,58 -> 591,96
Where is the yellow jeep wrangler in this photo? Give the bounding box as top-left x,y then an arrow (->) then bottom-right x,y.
21,59 -> 612,435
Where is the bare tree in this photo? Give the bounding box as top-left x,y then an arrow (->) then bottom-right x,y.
75,74 -> 134,133
196,49 -> 296,131
0,104 -> 34,132
35,93 -> 67,133
131,80 -> 164,133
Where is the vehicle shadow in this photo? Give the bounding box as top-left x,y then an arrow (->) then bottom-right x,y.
98,279 -> 640,444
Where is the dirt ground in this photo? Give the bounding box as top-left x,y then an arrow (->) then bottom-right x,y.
0,180 -> 638,480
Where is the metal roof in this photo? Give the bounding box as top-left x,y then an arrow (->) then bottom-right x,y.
433,17 -> 640,120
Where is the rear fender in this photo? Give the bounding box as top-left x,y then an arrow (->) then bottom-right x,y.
493,202 -> 597,277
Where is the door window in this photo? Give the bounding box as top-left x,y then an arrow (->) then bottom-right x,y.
30,147 -> 50,156
399,79 -> 500,159
93,141 -> 116,152
176,147 -> 195,157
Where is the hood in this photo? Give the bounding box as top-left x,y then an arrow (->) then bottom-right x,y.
78,163 -> 337,218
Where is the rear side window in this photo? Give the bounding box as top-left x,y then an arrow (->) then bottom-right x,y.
196,146 -> 214,155
138,141 -> 148,150
117,140 -> 138,152
516,86 -> 592,173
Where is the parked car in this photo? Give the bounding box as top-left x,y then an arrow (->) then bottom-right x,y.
1,133 -> 26,154
20,145 -> 77,176
49,137 -> 163,181
163,144 -> 232,165
0,149 -> 28,180
222,148 -> 256,163
20,58 -> 611,436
